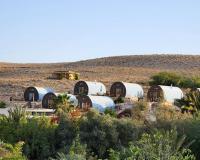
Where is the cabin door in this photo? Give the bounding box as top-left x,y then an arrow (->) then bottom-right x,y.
29,93 -> 34,101
79,87 -> 85,95
116,88 -> 122,97
48,99 -> 54,108
149,89 -> 160,102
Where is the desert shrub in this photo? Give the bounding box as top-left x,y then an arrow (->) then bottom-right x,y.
50,135 -> 87,160
104,108 -> 117,117
109,129 -> 196,160
114,118 -> 140,147
175,92 -> 200,114
0,107 -> 57,160
131,101 -> 148,123
20,117 -> 57,160
175,117 -> 200,160
0,101 -> 6,108
149,72 -> 200,88
155,103 -> 193,122
79,109 -> 119,158
54,115 -> 77,153
149,72 -> 181,86
0,140 -> 26,159
78,109 -> 144,158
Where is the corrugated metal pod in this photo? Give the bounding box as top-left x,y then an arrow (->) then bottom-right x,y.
77,95 -> 115,112
42,92 -> 78,109
24,87 -> 54,102
147,85 -> 184,103
74,81 -> 106,96
110,82 -> 144,99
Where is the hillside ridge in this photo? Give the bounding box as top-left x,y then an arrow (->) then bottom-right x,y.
66,54 -> 200,69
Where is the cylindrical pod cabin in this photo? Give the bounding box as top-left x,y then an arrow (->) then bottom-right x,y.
24,87 -> 54,102
42,93 -> 78,109
74,81 -> 106,96
110,82 -> 144,99
147,85 -> 184,103
77,95 -> 115,112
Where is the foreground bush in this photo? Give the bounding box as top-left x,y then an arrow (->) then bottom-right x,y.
78,109 -> 141,158
109,129 -> 196,160
0,140 -> 26,159
0,107 -> 57,160
1,105 -> 200,159
50,135 -> 87,160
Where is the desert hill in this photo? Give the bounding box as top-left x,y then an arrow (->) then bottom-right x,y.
0,54 -> 200,101
66,55 -> 200,69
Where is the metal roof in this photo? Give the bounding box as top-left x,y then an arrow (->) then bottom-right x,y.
122,82 -> 144,98
88,95 -> 115,112
85,81 -> 106,95
159,85 -> 184,103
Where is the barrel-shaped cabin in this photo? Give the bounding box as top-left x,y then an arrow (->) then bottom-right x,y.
110,82 -> 144,99
77,95 -> 115,112
147,85 -> 184,103
24,87 -> 54,102
74,81 -> 106,96
42,93 -> 78,109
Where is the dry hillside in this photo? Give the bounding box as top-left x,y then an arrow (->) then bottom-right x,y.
0,54 -> 200,101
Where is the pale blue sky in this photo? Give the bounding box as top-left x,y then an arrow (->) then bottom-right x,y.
0,0 -> 200,63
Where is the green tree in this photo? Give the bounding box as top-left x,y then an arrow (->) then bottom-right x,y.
109,129 -> 196,160
79,110 -> 119,158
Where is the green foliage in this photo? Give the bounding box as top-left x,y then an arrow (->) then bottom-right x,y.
0,101 -> 6,108
104,108 -> 117,117
0,140 -> 26,160
55,115 -> 77,153
0,108 -> 57,160
109,129 -> 196,160
175,117 -> 200,160
21,117 -> 57,160
114,97 -> 124,104
149,72 -> 200,88
7,106 -> 26,123
54,94 -> 75,116
114,118 -> 140,147
79,109 -> 119,158
79,110 -> 140,158
175,92 -> 200,114
50,135 -> 86,160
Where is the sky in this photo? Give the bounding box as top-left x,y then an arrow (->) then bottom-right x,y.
0,0 -> 200,63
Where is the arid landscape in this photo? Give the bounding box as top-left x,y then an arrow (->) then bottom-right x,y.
0,54 -> 200,102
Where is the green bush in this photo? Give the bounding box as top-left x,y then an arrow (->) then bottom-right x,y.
175,118 -> 200,160
79,110 -> 119,158
104,108 -> 117,117
175,91 -> 200,114
0,107 -> 57,160
149,72 -> 200,88
50,135 -> 87,160
0,140 -> 27,159
0,101 -> 6,108
54,115 -> 77,153
78,110 -> 141,158
109,129 -> 196,160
